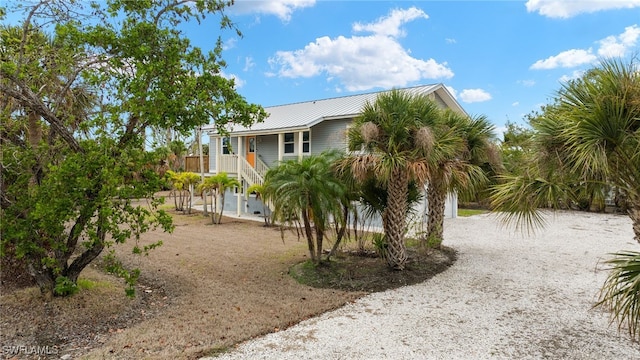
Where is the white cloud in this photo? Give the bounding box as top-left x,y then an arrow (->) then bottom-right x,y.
495,126 -> 508,141
459,89 -> 492,103
531,25 -> 640,70
559,69 -> 586,82
598,25 -> 640,57
243,57 -> 255,72
223,38 -> 237,51
231,0 -> 316,22
221,71 -> 245,88
518,79 -> 536,87
525,0 -> 640,19
530,49 -> 597,69
352,7 -> 428,38
268,7 -> 453,91
446,38 -> 457,44
512,101 -> 520,107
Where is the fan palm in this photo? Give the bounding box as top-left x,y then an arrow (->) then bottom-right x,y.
490,57 -> 640,339
425,110 -> 497,247
491,58 -> 640,236
338,89 -> 441,270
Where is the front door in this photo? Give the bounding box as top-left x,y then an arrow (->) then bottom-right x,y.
246,136 -> 256,168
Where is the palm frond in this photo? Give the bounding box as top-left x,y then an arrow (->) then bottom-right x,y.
596,251 -> 640,341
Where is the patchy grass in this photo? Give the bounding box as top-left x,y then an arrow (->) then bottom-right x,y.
1,207 -> 456,360
458,208 -> 490,217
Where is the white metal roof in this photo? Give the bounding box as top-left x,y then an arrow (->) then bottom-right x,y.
204,83 -> 463,136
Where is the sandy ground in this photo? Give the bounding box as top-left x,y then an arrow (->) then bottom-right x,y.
207,211 -> 640,359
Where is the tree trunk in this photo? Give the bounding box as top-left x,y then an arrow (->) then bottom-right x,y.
315,226 -> 323,262
218,191 -> 226,224
27,111 -> 43,186
328,205 -> 350,260
629,199 -> 640,243
382,167 -> 408,270
426,177 -> 447,248
301,209 -> 316,262
210,191 -> 216,224
28,261 -> 55,299
212,190 -> 219,224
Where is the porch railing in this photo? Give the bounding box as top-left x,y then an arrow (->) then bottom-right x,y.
218,154 -> 238,173
256,157 -> 269,177
239,156 -> 264,187
217,154 -> 265,187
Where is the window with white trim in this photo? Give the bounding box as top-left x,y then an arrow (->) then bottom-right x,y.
302,131 -> 310,153
222,137 -> 231,154
284,132 -> 294,154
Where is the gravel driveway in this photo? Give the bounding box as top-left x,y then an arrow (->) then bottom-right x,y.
206,211 -> 640,359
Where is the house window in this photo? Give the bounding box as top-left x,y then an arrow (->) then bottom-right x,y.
284,132 -> 294,154
222,137 -> 231,154
302,131 -> 310,153
235,180 -> 244,195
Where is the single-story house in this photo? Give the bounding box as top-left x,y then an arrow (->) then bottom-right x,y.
201,83 -> 462,224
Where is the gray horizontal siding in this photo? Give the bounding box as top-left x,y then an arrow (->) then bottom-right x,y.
310,118 -> 351,154
257,134 -> 279,168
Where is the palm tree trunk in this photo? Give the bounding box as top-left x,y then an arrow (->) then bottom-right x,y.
315,226 -> 324,262
629,198 -> 640,243
382,167 -> 408,270
301,209 -> 317,262
426,177 -> 447,248
218,191 -> 226,224
211,191 -> 218,224
328,204 -> 350,260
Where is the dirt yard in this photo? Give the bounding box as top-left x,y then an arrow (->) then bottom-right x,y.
1,208 -> 453,360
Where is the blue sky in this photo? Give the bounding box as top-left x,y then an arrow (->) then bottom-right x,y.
5,1 -> 640,138
190,0 -> 640,136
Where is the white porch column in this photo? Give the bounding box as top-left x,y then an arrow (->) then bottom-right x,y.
297,131 -> 304,161
237,136 -> 243,217
214,137 -> 220,173
278,133 -> 284,162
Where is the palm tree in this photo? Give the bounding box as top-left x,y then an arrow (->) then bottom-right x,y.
199,176 -> 219,224
490,57 -> 640,339
263,151 -> 346,263
338,89 -> 441,270
425,110 -> 498,247
182,172 -> 201,214
208,172 -> 240,224
246,183 -> 270,226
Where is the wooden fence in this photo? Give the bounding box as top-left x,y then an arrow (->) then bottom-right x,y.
184,155 -> 209,173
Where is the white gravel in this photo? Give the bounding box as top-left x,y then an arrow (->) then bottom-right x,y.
205,211 -> 640,359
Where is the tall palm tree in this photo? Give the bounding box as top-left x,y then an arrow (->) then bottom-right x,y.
263,151 -> 346,263
338,89 -> 441,270
490,58 -> 640,339
425,110 -> 498,247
